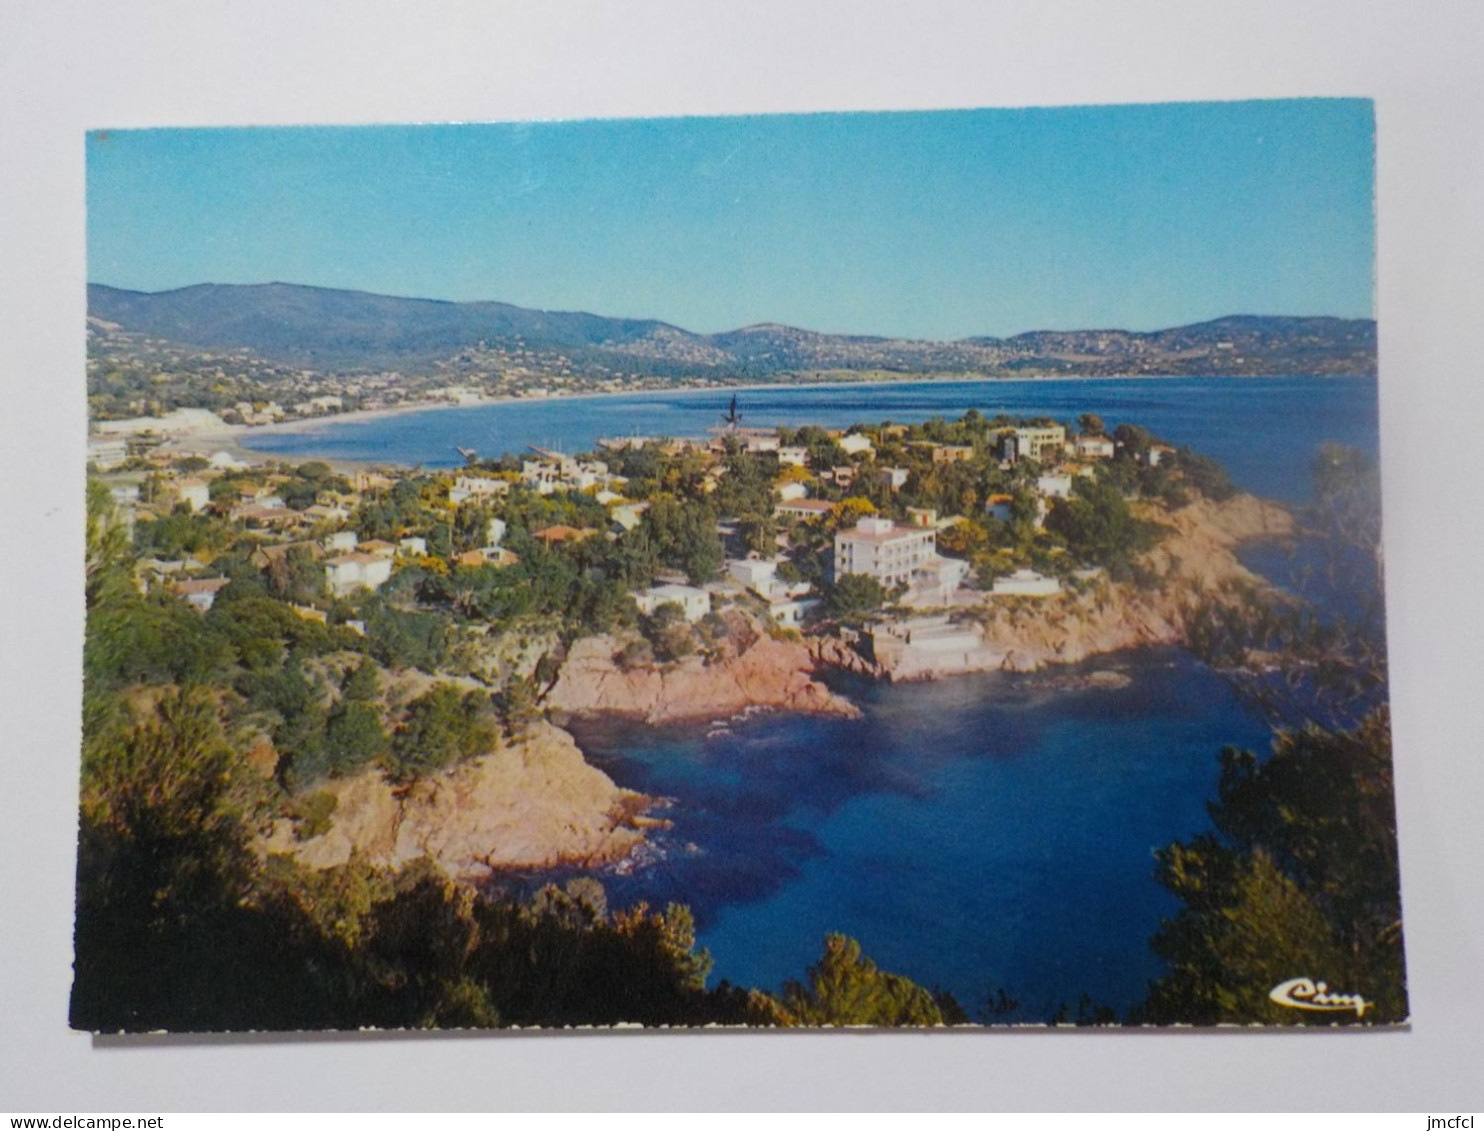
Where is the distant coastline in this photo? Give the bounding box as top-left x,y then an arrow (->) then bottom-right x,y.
181,369 -> 1369,472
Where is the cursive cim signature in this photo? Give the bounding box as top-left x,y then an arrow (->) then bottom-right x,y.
1269,977 -> 1371,1018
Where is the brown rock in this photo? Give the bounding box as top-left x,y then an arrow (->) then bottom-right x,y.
260,721 -> 645,880
546,621 -> 860,723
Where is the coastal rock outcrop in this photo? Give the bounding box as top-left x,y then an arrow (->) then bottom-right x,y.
260,721 -> 646,879
827,493 -> 1294,682
546,621 -> 861,723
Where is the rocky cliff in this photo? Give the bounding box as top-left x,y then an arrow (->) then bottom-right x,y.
261,720 -> 647,880
837,493 -> 1294,681
545,618 -> 861,723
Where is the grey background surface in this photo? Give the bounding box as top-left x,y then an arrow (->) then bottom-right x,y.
2,0 -> 1481,1112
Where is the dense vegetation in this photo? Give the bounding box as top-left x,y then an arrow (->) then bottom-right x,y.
1138,445 -> 1404,1025
76,405 -> 1403,1028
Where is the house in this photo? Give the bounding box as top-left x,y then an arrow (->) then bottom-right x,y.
1013,425 -> 1068,461
454,547 -> 520,568
1036,474 -> 1074,500
765,596 -> 820,627
876,467 -> 910,491
325,553 -> 394,598
776,480 -> 809,502
354,471 -> 395,492
775,499 -> 835,522
357,539 -> 399,558
449,475 -> 510,504
728,557 -> 779,591
777,446 -> 809,468
824,465 -> 856,488
399,536 -> 428,557
610,501 -> 650,531
931,444 -> 975,464
991,569 -> 1062,597
486,518 -> 507,547
533,524 -> 593,546
322,530 -> 359,554
230,503 -> 299,528
251,541 -> 325,572
86,436 -> 130,469
906,556 -> 971,606
837,433 -> 874,457
1074,434 -> 1116,460
303,503 -> 349,523
172,577 -> 231,613
634,583 -> 711,623
1145,443 -> 1177,467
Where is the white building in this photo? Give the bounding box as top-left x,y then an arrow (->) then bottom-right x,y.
905,556 -> 971,607
610,502 -> 650,531
833,517 -> 937,589
777,446 -> 809,468
486,517 -> 507,547
325,553 -> 394,597
991,569 -> 1062,597
86,436 -> 129,469
775,499 -> 835,522
176,478 -> 210,513
1146,443 -> 1177,467
634,583 -> 711,623
1036,474 -> 1074,500
838,433 -> 875,456
1074,434 -> 1116,459
728,558 -> 779,590
449,475 -> 511,505
399,536 -> 428,557
776,481 -> 809,502
766,596 -> 819,627
1014,425 -> 1067,461
323,530 -> 359,554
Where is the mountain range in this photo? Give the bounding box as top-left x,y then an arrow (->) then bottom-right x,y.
87,282 -> 1377,379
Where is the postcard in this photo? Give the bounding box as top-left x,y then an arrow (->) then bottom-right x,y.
75,100 -> 1403,1031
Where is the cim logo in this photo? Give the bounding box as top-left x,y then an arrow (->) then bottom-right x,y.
1269,977 -> 1371,1018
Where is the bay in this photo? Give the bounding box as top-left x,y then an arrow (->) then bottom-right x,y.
242,373 -> 1379,504
253,372 -> 1381,1021
564,649 -> 1272,1021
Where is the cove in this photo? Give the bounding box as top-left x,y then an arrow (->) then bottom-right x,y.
564,648 -> 1272,1021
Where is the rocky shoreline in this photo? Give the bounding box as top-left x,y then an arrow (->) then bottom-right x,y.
815,493 -> 1294,682
545,619 -> 861,724
261,720 -> 649,880
265,493 -> 1290,880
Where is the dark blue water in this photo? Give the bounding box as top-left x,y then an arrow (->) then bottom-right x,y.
568,651 -> 1272,1020
242,374 -> 1378,504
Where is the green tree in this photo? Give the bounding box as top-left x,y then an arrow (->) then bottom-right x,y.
780,934 -> 954,1027
823,573 -> 886,622
494,674 -> 540,740
388,684 -> 497,779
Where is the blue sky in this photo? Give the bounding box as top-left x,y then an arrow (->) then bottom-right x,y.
86,100 -> 1374,340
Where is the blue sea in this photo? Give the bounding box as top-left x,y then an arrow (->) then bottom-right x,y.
242,374 -> 1379,504
251,374 -> 1382,1020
